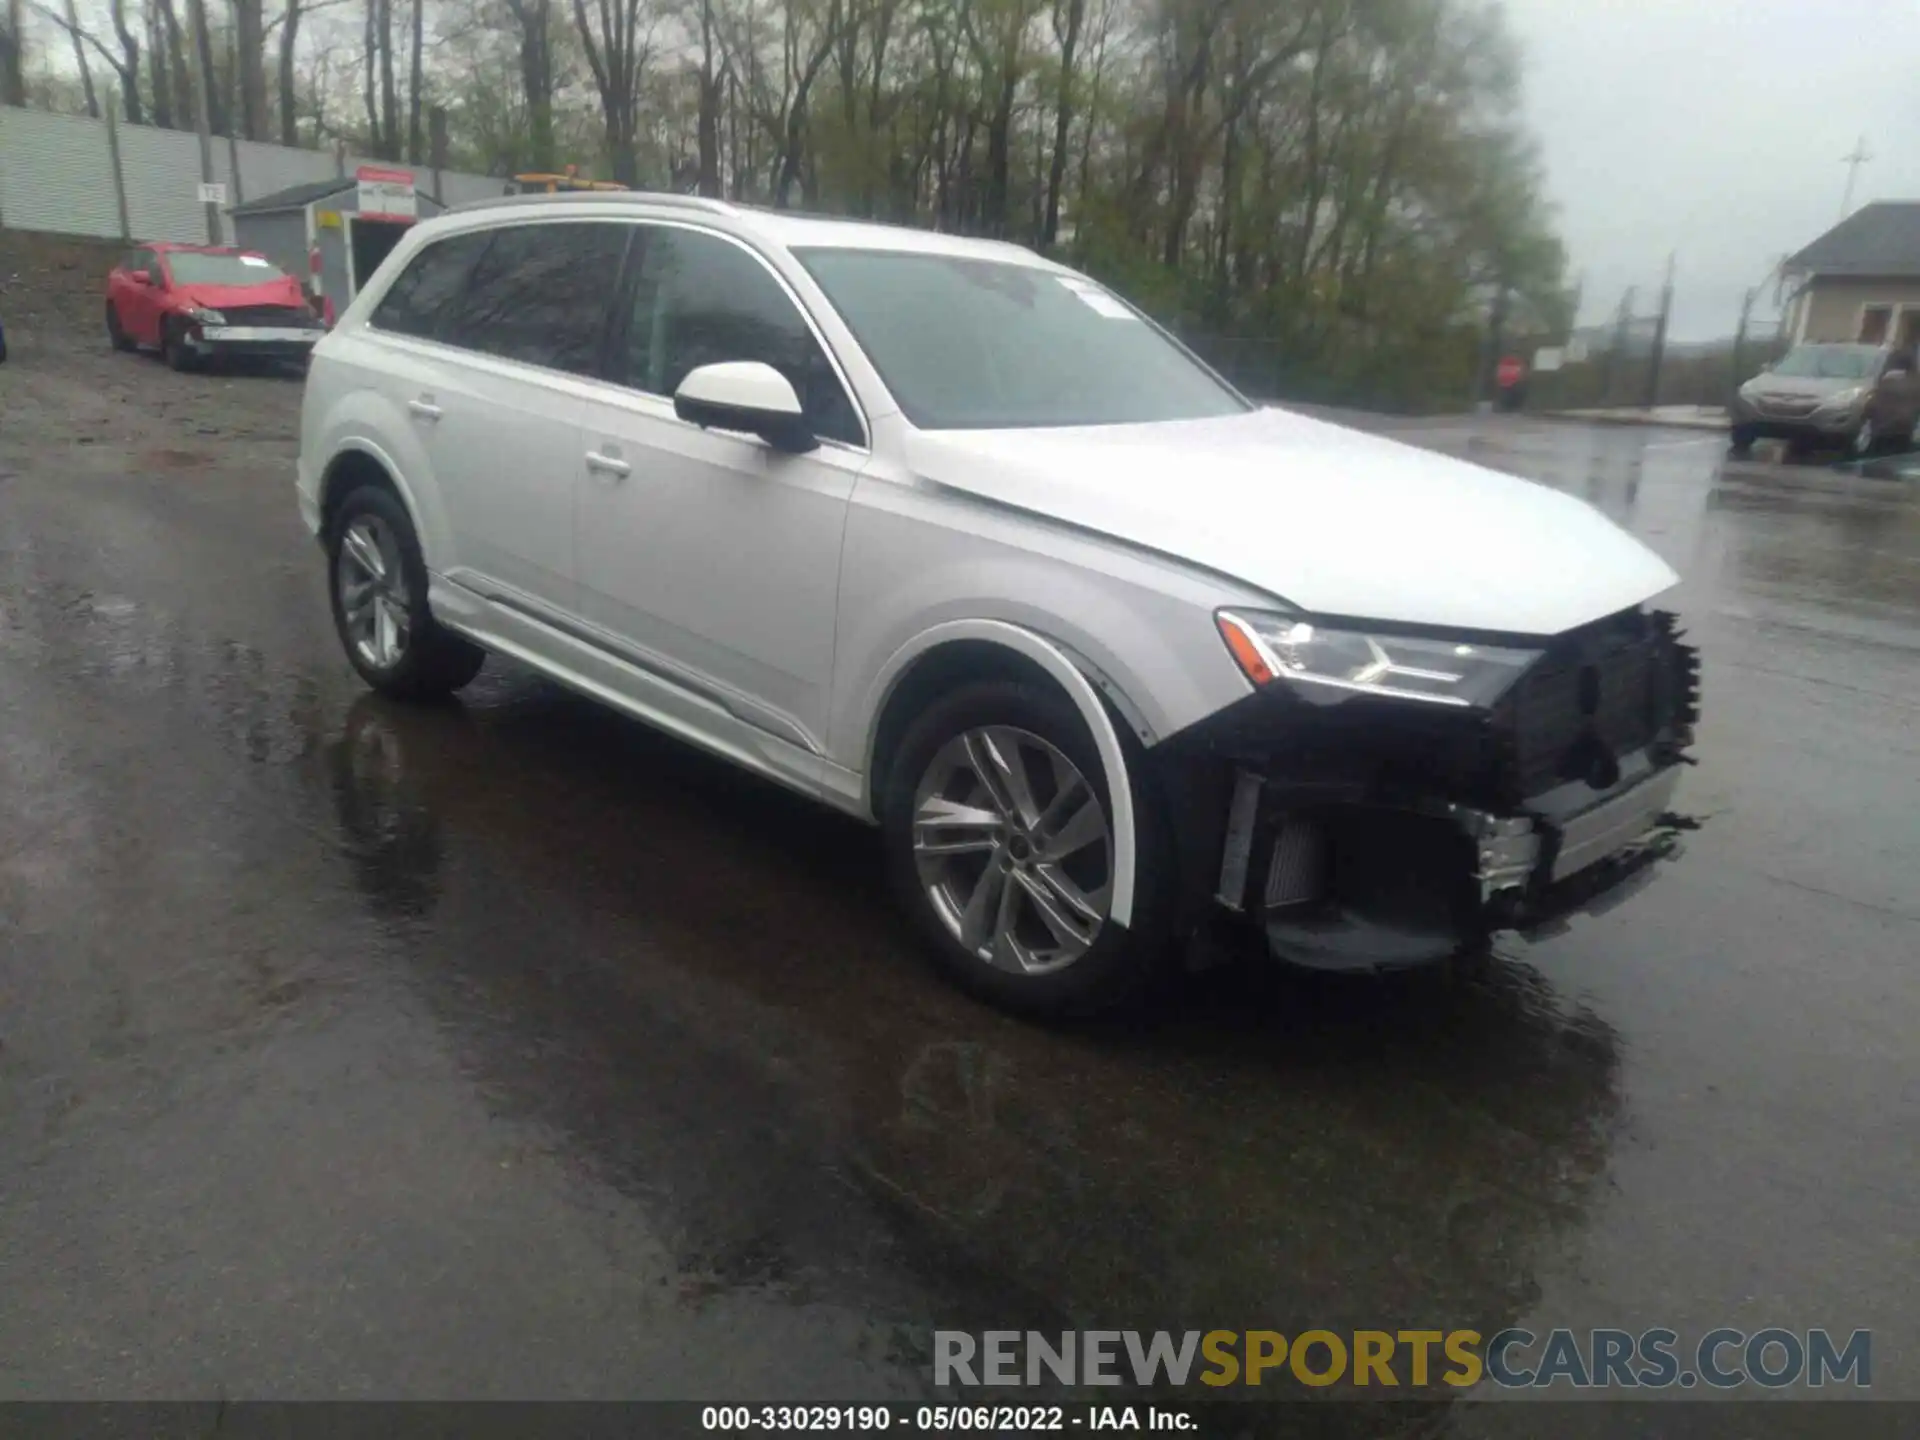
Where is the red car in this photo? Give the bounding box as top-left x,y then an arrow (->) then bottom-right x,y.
105,242 -> 324,370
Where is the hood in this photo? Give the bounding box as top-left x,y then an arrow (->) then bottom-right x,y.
172,277 -> 308,310
905,408 -> 1679,637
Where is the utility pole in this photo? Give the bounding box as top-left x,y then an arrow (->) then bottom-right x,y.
1602,286 -> 1635,407
1839,136 -> 1872,221
1642,253 -> 1676,411
1478,280 -> 1510,410
1731,287 -> 1756,408
187,0 -> 221,243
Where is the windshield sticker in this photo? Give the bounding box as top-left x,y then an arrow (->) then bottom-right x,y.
240,255 -> 273,266
1058,276 -> 1136,320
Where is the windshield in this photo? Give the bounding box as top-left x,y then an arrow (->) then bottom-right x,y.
165,251 -> 289,286
1769,344 -> 1880,380
795,248 -> 1248,430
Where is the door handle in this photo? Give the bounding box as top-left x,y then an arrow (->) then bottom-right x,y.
408,397 -> 442,421
585,450 -> 630,479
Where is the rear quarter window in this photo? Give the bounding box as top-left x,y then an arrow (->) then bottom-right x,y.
369,232 -> 492,340
435,221 -> 631,376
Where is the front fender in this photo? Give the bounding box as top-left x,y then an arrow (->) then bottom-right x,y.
860,619 -> 1143,929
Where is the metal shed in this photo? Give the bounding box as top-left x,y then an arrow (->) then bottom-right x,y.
228,166 -> 445,325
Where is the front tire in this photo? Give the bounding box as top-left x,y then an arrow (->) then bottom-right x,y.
1727,424 -> 1756,458
326,485 -> 485,700
106,303 -> 134,352
880,678 -> 1173,1017
161,317 -> 197,371
1850,416 -> 1877,458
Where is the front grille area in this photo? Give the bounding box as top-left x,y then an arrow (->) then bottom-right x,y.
1500,608 -> 1681,798
1755,395 -> 1818,418
215,304 -> 312,327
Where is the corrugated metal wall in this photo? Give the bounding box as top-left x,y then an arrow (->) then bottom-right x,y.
116,122 -> 214,242
0,108 -> 122,238
0,104 -> 499,245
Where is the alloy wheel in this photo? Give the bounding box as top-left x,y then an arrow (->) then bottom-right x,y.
911,726 -> 1113,975
336,514 -> 411,670
1854,418 -> 1875,456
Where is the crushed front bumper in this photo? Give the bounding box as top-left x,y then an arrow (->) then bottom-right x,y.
185,324 -> 321,361
1147,608 -> 1700,972
1202,755 -> 1691,971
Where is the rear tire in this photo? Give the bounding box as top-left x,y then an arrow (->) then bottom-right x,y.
326,484 -> 486,701
880,678 -> 1175,1018
106,303 -> 135,352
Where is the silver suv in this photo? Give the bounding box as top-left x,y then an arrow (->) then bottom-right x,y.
296,191 -> 1700,1015
1730,343 -> 1920,458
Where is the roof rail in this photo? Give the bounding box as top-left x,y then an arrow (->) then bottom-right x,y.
449,189 -> 737,217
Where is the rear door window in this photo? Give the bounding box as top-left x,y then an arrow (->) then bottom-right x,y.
437,221 -> 631,377
369,232 -> 492,341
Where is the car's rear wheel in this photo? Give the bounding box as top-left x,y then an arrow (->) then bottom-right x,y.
880,678 -> 1172,1017
326,485 -> 485,701
106,303 -> 134,352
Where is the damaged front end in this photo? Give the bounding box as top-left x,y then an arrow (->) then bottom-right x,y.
1151,607 -> 1701,972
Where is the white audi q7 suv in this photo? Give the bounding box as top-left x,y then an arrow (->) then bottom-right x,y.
296,190 -> 1700,1015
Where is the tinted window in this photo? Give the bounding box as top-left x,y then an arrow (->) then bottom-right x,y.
439,222 -> 630,375
371,232 -> 491,340
795,248 -> 1247,430
624,227 -> 863,447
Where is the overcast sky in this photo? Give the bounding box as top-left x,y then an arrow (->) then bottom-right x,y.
1501,0 -> 1920,340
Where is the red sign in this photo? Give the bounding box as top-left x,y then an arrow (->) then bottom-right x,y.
1496,356 -> 1523,388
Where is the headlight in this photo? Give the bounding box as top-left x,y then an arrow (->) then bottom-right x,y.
1818,386 -> 1866,410
187,306 -> 225,325
1216,610 -> 1540,708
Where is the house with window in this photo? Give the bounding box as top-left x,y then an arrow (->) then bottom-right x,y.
1782,201 -> 1920,349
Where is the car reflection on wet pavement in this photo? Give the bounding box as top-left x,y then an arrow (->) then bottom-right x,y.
0,414 -> 1915,1428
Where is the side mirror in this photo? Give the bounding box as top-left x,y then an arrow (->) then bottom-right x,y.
127,270 -> 150,286
1888,368 -> 1911,382
1759,360 -> 1773,371
673,361 -> 817,454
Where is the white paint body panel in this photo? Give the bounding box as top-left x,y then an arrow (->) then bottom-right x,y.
905,409 -> 1679,637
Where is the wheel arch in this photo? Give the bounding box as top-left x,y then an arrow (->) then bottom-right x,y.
317,442 -> 427,551
862,620 -> 1140,928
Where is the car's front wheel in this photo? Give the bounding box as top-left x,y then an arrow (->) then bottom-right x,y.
1727,424 -> 1757,457
326,485 -> 485,700
160,317 -> 197,371
881,678 -> 1172,1017
1850,416 -> 1877,458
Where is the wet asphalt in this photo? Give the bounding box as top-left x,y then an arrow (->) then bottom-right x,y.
0,352 -> 1916,1422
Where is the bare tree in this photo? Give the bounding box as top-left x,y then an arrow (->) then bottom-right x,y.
406,0 -> 423,160
62,0 -> 102,115
501,0 -> 557,171
1,0 -> 28,107
571,0 -> 656,184
234,0 -> 268,136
